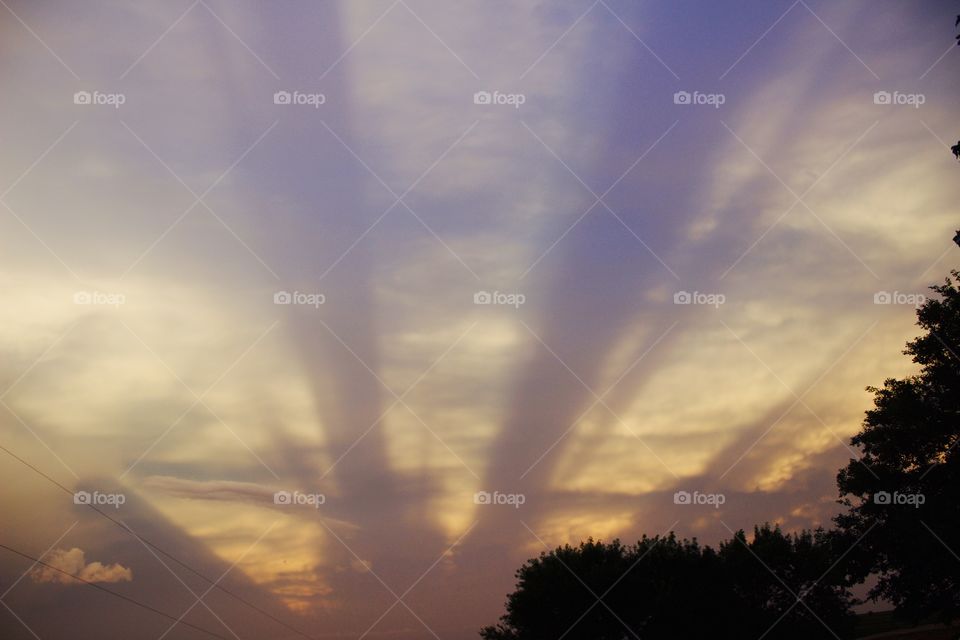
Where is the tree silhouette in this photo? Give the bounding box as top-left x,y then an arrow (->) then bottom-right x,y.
836,271 -> 960,624
480,526 -> 855,639
719,525 -> 857,638
953,0 -> 960,164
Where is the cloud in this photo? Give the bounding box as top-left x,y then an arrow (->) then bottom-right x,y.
30,547 -> 132,584
142,475 -> 277,503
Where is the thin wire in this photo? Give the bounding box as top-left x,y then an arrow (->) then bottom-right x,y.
0,444 -> 317,640
0,542 -> 232,640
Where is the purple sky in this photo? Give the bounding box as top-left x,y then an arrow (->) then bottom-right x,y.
1,1 -> 959,639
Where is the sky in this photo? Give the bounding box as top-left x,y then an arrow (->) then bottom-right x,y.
1,1 -> 959,639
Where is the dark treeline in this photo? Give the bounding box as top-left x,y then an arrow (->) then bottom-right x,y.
481,527 -> 856,639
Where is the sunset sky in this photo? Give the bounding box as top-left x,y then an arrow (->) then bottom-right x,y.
1,1 -> 959,639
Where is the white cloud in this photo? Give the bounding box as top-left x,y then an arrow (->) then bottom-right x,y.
30,547 -> 132,584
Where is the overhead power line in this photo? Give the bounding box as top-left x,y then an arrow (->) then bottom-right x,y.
0,443 -> 316,640
0,542 -> 233,640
